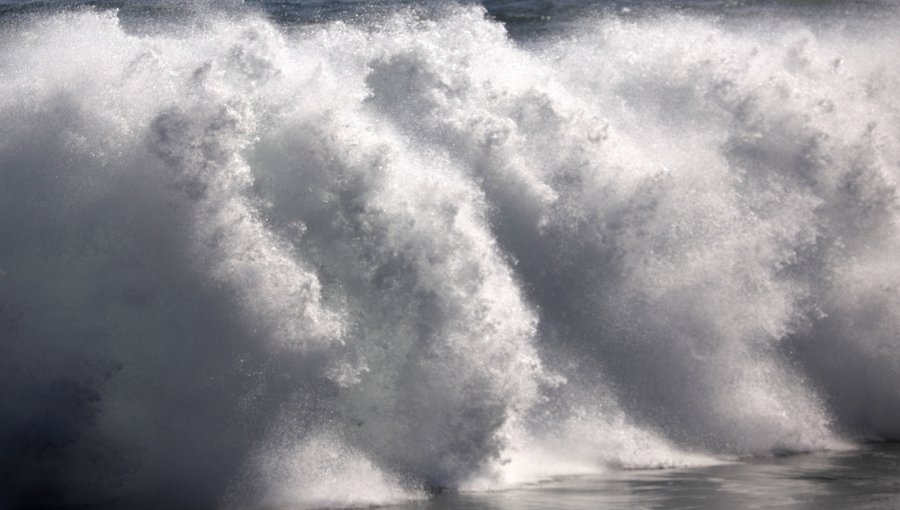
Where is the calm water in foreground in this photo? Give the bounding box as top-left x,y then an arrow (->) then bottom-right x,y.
389,444 -> 900,510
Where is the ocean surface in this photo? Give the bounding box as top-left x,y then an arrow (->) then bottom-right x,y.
405,443 -> 900,510
1,0 -> 899,508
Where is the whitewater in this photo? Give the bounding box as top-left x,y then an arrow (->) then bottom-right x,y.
1,1 -> 899,508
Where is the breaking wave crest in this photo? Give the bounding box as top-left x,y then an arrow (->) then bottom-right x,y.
1,2 -> 899,507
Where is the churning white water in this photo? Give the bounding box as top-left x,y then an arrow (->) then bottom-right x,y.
1,2 -> 899,508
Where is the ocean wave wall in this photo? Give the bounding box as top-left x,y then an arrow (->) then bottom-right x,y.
1,1 -> 899,507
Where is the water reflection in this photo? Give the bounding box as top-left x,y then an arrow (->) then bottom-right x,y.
389,444 -> 900,510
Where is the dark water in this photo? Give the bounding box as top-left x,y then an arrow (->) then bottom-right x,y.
1,0 -> 895,35
409,444 -> 900,510
2,0 -> 900,508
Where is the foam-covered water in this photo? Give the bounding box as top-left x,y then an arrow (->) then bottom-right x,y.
1,1 -> 899,508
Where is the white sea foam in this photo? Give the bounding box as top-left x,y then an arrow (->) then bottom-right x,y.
252,431 -> 423,509
0,2 -> 898,508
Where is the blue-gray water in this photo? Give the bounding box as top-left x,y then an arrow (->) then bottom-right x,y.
1,0 -> 899,508
404,444 -> 900,510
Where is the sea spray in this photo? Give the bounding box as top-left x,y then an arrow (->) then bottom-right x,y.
1,2 -> 898,508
